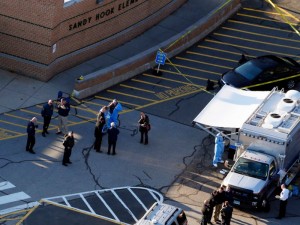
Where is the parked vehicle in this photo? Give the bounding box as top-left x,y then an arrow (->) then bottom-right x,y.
17,186 -> 188,225
193,85 -> 300,211
220,55 -> 300,90
137,202 -> 187,225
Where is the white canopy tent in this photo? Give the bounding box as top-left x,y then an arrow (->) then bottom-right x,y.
193,85 -> 271,129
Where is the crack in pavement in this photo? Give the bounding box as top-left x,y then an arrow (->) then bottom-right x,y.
81,145 -> 105,190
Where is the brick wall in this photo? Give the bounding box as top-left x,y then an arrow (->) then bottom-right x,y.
0,0 -> 186,81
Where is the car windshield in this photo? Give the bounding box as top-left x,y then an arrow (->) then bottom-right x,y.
232,157 -> 269,180
235,61 -> 263,81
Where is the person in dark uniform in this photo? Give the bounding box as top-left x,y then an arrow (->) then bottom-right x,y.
107,122 -> 119,155
94,107 -> 107,153
224,186 -> 234,205
220,201 -> 233,225
138,112 -> 150,145
276,184 -> 290,219
41,99 -> 53,137
201,199 -> 213,225
213,186 -> 225,223
26,117 -> 38,154
62,131 -> 75,166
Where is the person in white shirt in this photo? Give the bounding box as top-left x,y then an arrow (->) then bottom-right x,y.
275,184 -> 289,219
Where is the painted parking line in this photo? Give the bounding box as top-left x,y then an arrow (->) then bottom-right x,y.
143,73 -> 202,87
236,12 -> 298,26
186,51 -> 237,62
0,181 -> 39,216
221,27 -> 300,44
197,45 -> 251,57
204,39 -> 300,58
94,96 -> 140,107
159,68 -> 220,81
4,113 -> 56,129
0,128 -> 22,140
164,62 -> 222,75
228,19 -> 297,33
0,182 -> 15,191
107,90 -> 156,102
131,78 -> 171,89
175,56 -> 232,70
0,201 -> 39,216
0,120 -> 26,129
154,84 -> 203,100
213,33 -> 300,50
0,192 -> 30,205
119,84 -> 156,94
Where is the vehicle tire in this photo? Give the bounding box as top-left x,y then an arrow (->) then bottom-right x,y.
286,79 -> 296,90
261,199 -> 270,212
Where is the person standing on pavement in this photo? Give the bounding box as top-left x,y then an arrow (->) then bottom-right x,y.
220,201 -> 233,225
224,186 -> 234,205
107,122 -> 119,155
41,99 -> 53,137
138,112 -> 150,145
56,98 -> 70,135
200,199 -> 213,225
94,106 -> 107,153
213,186 -> 225,224
275,184 -> 290,219
62,131 -> 75,166
213,132 -> 225,167
26,117 -> 38,154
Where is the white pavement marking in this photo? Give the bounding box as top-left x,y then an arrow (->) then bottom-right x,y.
0,192 -> 31,205
0,201 -> 40,215
0,181 -> 15,191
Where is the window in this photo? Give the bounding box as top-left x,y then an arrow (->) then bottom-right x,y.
269,161 -> 276,177
64,0 -> 81,7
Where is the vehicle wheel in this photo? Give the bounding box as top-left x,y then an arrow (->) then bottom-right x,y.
261,199 -> 270,212
286,79 -> 296,90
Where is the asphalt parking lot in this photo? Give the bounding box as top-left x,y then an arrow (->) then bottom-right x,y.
1,0 -> 300,224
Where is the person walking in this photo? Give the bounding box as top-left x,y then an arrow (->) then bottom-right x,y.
62,131 -> 75,166
275,184 -> 290,219
200,199 -> 213,225
26,117 -> 38,154
213,186 -> 225,224
94,107 -> 107,152
56,98 -> 70,135
138,112 -> 150,145
107,122 -> 119,155
41,99 -> 53,137
220,201 -> 233,225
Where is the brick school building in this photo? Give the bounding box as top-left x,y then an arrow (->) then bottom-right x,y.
0,0 -> 186,81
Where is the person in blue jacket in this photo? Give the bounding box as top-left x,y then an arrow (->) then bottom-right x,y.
213,132 -> 224,167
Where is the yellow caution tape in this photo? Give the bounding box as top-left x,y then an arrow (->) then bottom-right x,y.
242,73 -> 300,89
265,0 -> 300,36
